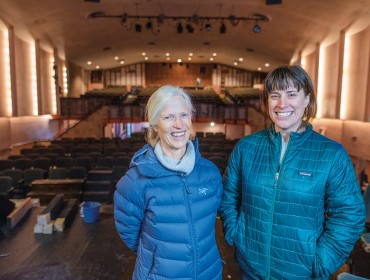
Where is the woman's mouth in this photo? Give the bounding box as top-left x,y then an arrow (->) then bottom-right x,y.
171,131 -> 186,137
275,112 -> 293,117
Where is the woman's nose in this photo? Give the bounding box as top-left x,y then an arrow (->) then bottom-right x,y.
173,117 -> 184,128
277,95 -> 287,107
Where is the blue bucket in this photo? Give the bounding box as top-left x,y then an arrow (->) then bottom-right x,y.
83,202 -> 101,223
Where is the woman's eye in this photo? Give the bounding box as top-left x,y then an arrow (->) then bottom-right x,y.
163,115 -> 174,121
270,94 -> 279,100
181,113 -> 190,119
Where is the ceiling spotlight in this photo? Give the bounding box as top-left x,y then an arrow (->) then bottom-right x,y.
220,23 -> 226,34
157,13 -> 165,24
186,23 -> 194,33
135,23 -> 142,32
177,23 -> 183,34
253,23 -> 261,33
205,23 -> 212,32
146,21 -> 153,30
120,13 -> 128,24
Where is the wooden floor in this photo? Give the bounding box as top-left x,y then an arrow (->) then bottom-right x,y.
0,204 -> 239,280
1,204 -> 369,280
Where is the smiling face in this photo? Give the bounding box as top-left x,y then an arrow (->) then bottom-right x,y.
155,95 -> 192,159
268,85 -> 309,135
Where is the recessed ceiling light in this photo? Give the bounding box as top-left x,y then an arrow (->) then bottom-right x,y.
265,63 -> 270,67
177,58 -> 182,63
166,57 -> 170,60
165,53 -> 170,56
210,57 -> 214,61
238,57 -> 244,62
212,53 -> 217,57
96,65 -> 100,69
144,57 -> 149,60
142,52 -> 146,56
114,56 -> 119,60
233,61 -> 238,66
87,61 -> 92,65
189,52 -> 193,56
258,67 -> 262,71
188,57 -> 192,61
120,60 -> 124,64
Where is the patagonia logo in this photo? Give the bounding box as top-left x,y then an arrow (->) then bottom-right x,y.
299,171 -> 312,177
198,187 -> 208,195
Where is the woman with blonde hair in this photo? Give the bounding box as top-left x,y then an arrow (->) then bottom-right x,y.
114,85 -> 223,279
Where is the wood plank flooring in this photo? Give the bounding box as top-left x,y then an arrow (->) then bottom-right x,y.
1,204 -> 369,279
0,204 -> 240,280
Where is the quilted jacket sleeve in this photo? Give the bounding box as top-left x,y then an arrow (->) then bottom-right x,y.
313,146 -> 366,277
219,141 -> 243,246
114,169 -> 146,252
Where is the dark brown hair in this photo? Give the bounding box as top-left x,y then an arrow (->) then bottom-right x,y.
262,65 -> 317,122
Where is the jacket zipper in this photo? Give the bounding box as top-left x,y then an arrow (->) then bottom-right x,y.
266,137 -> 289,278
266,165 -> 278,279
182,174 -> 197,279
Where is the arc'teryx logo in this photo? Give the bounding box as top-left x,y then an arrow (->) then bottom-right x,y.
198,187 -> 208,195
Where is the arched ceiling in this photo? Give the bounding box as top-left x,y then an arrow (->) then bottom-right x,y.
0,0 -> 369,72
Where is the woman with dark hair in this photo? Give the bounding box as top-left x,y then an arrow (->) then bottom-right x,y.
220,65 -> 365,279
114,85 -> 223,279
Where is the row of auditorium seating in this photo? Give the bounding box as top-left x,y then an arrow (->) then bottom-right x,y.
0,134 -> 237,199
0,164 -> 128,200
0,155 -> 131,172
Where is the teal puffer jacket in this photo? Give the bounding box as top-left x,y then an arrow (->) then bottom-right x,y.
114,140 -> 223,280
220,124 -> 365,280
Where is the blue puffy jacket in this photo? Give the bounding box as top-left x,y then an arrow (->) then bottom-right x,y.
219,124 -> 365,279
114,140 -> 223,280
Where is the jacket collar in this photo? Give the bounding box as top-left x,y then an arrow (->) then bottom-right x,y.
130,138 -> 200,178
268,122 -> 313,145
